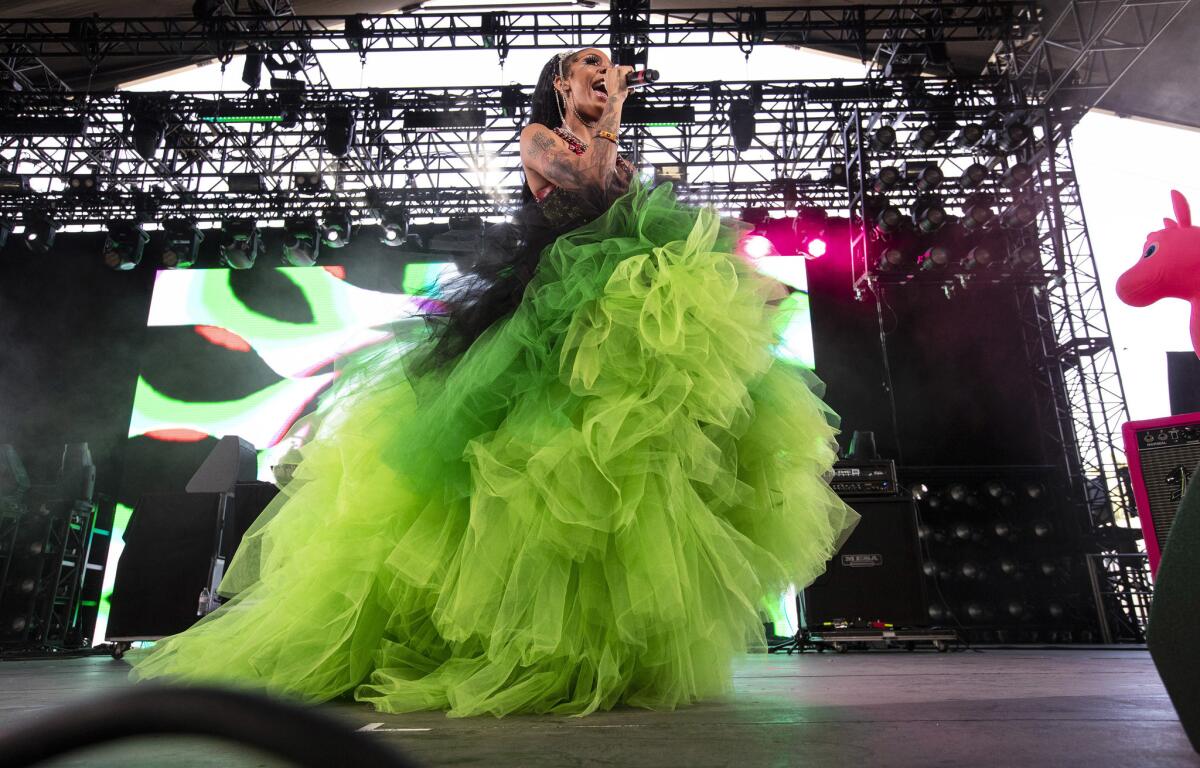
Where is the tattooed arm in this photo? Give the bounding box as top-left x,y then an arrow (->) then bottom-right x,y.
520,66 -> 632,208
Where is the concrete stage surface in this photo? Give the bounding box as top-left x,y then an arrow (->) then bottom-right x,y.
1,649 -> 1195,768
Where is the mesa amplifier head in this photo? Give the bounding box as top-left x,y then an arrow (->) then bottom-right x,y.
831,459 -> 897,497
1122,413 -> 1200,576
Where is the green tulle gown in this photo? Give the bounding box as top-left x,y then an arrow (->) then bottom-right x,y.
129,180 -> 859,717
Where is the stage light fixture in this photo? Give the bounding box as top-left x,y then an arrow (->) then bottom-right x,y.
0,171 -> 29,194
741,206 -> 770,232
910,124 -> 940,150
102,220 -> 150,271
219,218 -> 262,270
321,207 -> 353,249
283,216 -> 321,267
292,172 -> 323,194
795,205 -> 828,231
1000,200 -> 1038,230
995,116 -> 1031,153
870,165 -> 901,193
65,173 -> 98,196
160,217 -> 203,269
955,122 -> 984,148
227,173 -> 265,193
914,197 -> 947,233
728,100 -> 756,152
875,202 -> 905,235
196,99 -> 285,125
241,47 -> 263,90
827,162 -> 847,186
805,237 -> 827,258
739,234 -> 775,261
961,243 -> 995,270
918,243 -> 952,270
378,206 -> 409,247
22,210 -> 58,254
1007,242 -> 1041,270
868,121 -> 896,150
877,244 -> 908,271
960,196 -> 994,232
323,106 -> 356,158
1001,162 -> 1034,188
653,164 -> 687,185
907,162 -> 944,192
131,111 -> 166,161
960,162 -> 989,190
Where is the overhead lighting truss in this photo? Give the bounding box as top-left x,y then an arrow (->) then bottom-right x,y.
0,77 -> 1029,224
0,4 -> 1039,63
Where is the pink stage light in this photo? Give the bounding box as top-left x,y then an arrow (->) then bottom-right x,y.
806,237 -> 828,258
740,234 -> 775,260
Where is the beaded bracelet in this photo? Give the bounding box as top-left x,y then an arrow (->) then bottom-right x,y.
596,129 -> 619,144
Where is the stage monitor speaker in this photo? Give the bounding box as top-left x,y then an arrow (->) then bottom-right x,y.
802,495 -> 926,628
106,483 -> 278,641
186,436 -> 257,494
1121,413 -> 1200,576
1147,457 -> 1200,753
1167,352 -> 1200,416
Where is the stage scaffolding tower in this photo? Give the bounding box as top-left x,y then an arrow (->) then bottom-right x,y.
1000,0 -> 1191,642
855,0 -> 1191,641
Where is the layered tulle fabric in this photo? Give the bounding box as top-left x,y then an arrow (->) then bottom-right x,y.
130,180 -> 858,716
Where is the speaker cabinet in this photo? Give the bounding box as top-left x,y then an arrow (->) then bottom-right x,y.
106,482 -> 277,640
802,495 -> 927,628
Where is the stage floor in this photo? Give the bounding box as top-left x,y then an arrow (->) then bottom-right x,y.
1,648 -> 1195,767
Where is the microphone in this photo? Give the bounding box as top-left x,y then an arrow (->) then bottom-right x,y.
626,69 -> 660,88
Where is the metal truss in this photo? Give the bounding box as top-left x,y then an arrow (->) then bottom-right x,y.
1086,553 -> 1152,642
997,0 -> 1192,108
0,4 -> 1039,63
842,101 -> 1063,295
609,0 -> 651,67
0,77 -> 1022,225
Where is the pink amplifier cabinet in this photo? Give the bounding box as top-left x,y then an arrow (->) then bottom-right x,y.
1122,413 -> 1200,576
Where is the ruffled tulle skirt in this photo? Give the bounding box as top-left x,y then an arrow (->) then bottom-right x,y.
129,181 -> 858,716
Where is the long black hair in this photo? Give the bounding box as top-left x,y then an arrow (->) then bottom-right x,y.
406,51 -> 581,378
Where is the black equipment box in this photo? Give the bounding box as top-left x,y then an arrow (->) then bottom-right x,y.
802,494 -> 927,629
830,459 -> 897,497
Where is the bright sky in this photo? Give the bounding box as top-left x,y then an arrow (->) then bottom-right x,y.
128,38 -> 1198,420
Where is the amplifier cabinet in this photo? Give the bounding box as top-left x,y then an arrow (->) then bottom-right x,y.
1122,413 -> 1200,576
802,495 -> 927,629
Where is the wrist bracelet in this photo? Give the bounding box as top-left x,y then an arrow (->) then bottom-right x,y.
596,130 -> 619,144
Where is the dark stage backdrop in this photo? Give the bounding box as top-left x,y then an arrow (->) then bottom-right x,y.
805,230 -> 1049,467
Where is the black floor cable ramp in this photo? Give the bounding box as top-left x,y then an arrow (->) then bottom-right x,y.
0,685 -> 422,768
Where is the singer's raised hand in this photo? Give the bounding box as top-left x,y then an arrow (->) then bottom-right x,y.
605,65 -> 635,101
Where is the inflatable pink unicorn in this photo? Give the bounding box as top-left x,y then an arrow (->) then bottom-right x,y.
1116,190 -> 1200,357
